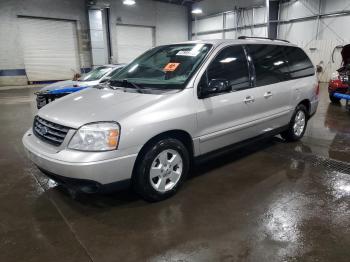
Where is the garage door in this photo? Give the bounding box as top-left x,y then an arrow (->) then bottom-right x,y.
19,18 -> 80,81
115,25 -> 154,63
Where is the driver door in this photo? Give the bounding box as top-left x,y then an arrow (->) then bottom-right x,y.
196,45 -> 260,155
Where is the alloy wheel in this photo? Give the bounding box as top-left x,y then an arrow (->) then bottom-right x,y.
149,149 -> 183,193
293,110 -> 306,137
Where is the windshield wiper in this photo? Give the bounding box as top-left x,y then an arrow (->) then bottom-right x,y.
109,79 -> 144,92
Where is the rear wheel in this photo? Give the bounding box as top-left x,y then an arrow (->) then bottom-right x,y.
329,93 -> 341,103
133,138 -> 189,202
281,104 -> 308,142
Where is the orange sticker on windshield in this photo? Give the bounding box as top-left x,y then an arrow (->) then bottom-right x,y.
163,63 -> 180,72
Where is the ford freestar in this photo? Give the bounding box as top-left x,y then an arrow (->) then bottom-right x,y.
23,38 -> 319,201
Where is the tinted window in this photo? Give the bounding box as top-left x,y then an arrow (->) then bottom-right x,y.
284,46 -> 315,79
202,45 -> 250,92
247,44 -> 290,87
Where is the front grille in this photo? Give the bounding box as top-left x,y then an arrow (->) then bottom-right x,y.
33,116 -> 70,146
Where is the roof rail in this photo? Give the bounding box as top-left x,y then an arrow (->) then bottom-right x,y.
238,36 -> 290,43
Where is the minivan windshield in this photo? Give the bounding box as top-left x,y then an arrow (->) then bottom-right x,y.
79,66 -> 113,82
110,43 -> 212,89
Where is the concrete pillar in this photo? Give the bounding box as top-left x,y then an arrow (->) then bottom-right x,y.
268,0 -> 279,39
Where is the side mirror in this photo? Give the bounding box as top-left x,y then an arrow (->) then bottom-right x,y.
201,79 -> 230,97
100,77 -> 111,83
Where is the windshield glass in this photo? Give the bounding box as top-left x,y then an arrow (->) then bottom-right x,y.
80,66 -> 113,81
108,67 -> 124,78
110,43 -> 212,89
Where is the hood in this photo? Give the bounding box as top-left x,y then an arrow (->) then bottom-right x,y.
341,44 -> 350,65
40,80 -> 77,92
40,80 -> 98,92
38,88 -> 167,129
77,80 -> 100,87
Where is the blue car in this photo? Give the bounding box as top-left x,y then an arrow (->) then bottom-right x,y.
36,64 -> 125,108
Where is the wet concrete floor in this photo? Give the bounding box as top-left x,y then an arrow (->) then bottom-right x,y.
0,84 -> 349,262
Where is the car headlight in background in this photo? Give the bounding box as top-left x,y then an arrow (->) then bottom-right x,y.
68,122 -> 120,151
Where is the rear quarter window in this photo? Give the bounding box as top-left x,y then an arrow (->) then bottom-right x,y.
283,46 -> 315,79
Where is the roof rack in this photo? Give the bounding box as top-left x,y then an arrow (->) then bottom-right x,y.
238,36 -> 290,43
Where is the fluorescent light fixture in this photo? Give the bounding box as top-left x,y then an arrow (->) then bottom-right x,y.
273,61 -> 284,66
123,0 -> 135,6
128,64 -> 139,73
101,93 -> 114,99
220,57 -> 237,63
74,96 -> 83,101
192,8 -> 203,14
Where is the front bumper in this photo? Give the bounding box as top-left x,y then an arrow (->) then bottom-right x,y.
22,129 -> 138,186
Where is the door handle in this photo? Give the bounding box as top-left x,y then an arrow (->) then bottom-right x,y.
244,96 -> 255,103
264,91 -> 273,98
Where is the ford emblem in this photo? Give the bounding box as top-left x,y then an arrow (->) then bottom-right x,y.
40,126 -> 48,135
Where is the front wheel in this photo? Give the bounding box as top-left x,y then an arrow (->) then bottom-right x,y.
133,138 -> 190,202
281,104 -> 308,142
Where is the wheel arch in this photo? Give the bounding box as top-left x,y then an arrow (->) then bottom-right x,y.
131,129 -> 194,182
298,99 -> 311,117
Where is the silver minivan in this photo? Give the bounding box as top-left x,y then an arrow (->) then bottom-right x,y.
23,38 -> 319,201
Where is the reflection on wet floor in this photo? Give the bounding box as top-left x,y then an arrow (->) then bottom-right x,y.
0,84 -> 349,262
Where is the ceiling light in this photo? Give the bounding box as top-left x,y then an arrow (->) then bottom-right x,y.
192,8 -> 203,15
123,0 -> 135,6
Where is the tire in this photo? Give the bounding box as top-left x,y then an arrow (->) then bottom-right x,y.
281,104 -> 308,142
133,138 -> 190,202
329,93 -> 341,103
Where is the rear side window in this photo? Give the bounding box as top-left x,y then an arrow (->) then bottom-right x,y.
284,46 -> 315,79
246,44 -> 290,87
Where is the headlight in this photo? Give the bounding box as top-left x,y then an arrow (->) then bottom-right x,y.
68,122 -> 120,151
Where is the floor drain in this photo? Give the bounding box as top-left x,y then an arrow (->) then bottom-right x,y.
266,146 -> 350,175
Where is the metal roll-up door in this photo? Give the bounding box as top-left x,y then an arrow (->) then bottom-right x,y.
19,17 -> 80,81
115,24 -> 154,63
